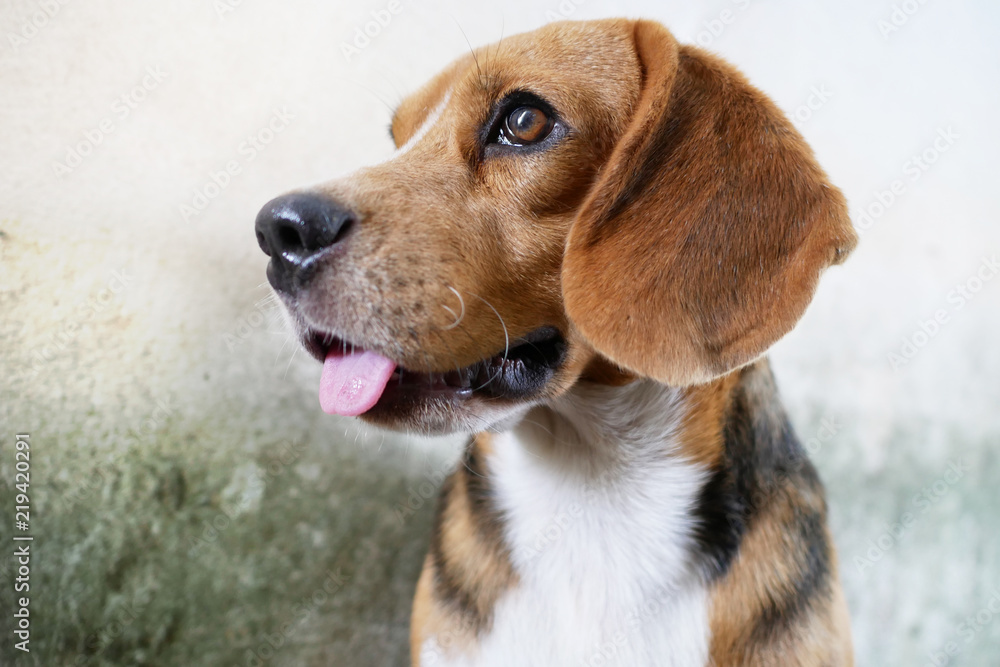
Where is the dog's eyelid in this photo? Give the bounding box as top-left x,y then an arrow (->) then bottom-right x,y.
483,90 -> 564,150
492,90 -> 558,124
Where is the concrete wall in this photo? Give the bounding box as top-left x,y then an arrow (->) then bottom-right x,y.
1,0 -> 998,664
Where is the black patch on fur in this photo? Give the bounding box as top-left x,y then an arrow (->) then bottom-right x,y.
429,472 -> 480,621
691,364 -> 824,582
692,362 -> 837,642
751,502 -> 833,643
428,438 -> 507,632
691,461 -> 747,580
462,440 -> 505,545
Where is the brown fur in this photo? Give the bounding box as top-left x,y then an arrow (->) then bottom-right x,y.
705,363 -> 853,665
292,20 -> 648,434
675,373 -> 740,469
708,502 -> 851,665
413,434 -> 517,664
266,18 -> 856,666
563,21 -> 856,386
410,363 -> 855,665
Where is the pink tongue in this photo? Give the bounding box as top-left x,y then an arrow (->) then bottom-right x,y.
319,348 -> 397,416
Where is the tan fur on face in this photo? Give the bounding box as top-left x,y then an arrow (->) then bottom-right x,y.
298,20 -> 646,385
292,18 -> 855,416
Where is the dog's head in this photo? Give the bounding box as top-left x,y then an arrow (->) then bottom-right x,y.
254,19 -> 856,434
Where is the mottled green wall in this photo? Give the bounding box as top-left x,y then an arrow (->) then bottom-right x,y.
2,0 -> 999,665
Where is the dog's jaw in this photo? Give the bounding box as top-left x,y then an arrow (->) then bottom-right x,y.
281,309 -> 579,434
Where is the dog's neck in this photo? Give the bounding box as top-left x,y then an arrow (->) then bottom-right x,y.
486,361 -> 792,583
489,376 -> 718,580
518,378 -> 691,476
463,376 -> 729,664
442,360 -> 842,666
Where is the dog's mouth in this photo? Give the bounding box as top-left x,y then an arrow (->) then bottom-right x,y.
301,326 -> 567,416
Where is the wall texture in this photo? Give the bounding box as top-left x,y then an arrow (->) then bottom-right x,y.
1,0 -> 998,665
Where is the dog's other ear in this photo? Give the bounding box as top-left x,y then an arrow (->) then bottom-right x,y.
562,20 -> 857,386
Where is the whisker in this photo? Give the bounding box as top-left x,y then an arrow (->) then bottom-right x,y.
441,285 -> 466,330
268,305 -> 298,370
437,300 -> 482,357
273,330 -> 292,368
462,456 -> 485,479
332,75 -> 396,116
468,293 -> 509,390
282,344 -> 299,380
452,17 -> 483,86
487,17 -> 505,82
428,327 -> 467,381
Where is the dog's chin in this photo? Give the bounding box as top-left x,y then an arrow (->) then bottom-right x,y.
357,391 -> 533,436
299,325 -> 568,435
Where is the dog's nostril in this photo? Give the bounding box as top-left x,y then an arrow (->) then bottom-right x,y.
254,192 -> 358,292
255,192 -> 356,257
330,217 -> 353,246
277,224 -> 303,253
256,229 -> 271,256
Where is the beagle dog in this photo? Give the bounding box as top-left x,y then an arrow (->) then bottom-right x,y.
254,19 -> 857,667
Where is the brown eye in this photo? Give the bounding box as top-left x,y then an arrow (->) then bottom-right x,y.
502,106 -> 552,145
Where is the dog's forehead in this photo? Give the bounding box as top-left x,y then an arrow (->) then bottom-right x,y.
476,18 -> 636,69
390,19 -> 640,147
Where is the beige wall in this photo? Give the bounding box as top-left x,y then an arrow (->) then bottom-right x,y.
2,0 -> 998,664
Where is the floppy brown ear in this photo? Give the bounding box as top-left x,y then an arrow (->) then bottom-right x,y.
562,20 -> 857,386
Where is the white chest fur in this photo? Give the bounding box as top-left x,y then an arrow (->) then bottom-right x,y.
421,382 -> 712,667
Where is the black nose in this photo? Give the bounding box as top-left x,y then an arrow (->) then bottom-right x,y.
255,192 -> 355,292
